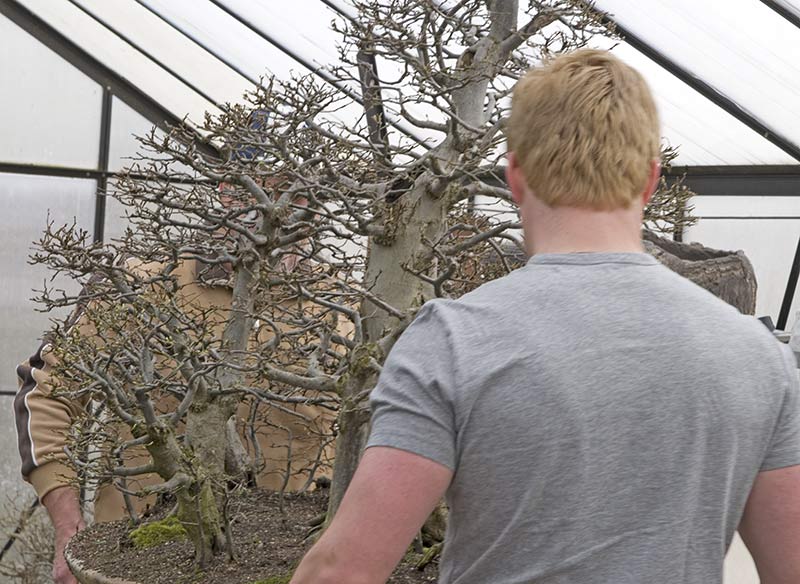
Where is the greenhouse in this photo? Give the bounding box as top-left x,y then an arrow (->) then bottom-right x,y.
1,1 -> 799,583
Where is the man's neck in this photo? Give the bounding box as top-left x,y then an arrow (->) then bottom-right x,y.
525,201 -> 645,256
531,234 -> 645,256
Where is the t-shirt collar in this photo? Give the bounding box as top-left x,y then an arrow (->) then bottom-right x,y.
527,252 -> 658,267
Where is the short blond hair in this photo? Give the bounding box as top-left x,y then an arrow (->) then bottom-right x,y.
507,49 -> 660,210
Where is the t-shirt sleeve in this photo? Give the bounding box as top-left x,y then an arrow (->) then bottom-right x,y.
366,301 -> 457,470
761,343 -> 800,471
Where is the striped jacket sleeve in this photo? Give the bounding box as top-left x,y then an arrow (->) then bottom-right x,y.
15,342 -> 83,501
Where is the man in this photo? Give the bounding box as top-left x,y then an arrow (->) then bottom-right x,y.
291,49 -> 800,583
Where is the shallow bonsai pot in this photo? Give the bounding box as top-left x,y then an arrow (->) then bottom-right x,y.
65,537 -> 142,584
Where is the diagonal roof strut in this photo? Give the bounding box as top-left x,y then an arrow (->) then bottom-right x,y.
760,0 -> 800,29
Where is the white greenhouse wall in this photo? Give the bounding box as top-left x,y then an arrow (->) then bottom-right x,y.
685,196 -> 800,328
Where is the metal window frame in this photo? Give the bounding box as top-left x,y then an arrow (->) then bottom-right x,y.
0,0 -> 224,240
664,165 -> 800,197
0,0 -> 219,159
479,165 -> 800,198
94,87 -> 112,242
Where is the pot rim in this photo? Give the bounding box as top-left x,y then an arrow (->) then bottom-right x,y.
65,534 -> 142,584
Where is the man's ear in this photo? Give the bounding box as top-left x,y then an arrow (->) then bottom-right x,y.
506,152 -> 525,206
641,158 -> 661,207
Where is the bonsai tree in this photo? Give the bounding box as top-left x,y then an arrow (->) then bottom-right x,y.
31,96 -> 354,565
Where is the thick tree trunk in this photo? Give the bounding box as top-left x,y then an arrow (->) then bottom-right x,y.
225,416 -> 255,486
183,401 -> 233,564
327,345 -> 384,518
325,178 -> 453,523
327,394 -> 371,519
175,480 -> 225,569
139,414 -> 225,567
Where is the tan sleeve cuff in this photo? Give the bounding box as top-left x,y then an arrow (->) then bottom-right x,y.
27,461 -> 78,502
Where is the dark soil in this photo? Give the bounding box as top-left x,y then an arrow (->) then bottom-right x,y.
69,488 -> 439,584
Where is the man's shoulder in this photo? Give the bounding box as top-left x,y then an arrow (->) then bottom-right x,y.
450,264 -> 539,307
651,265 -> 794,383
411,269 -> 540,350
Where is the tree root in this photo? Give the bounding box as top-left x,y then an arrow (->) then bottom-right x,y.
303,514 -> 326,542
415,542 -> 443,571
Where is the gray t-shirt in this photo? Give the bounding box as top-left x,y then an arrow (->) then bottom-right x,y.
367,252 -> 800,584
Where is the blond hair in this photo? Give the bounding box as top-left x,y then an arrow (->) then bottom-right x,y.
507,49 -> 660,210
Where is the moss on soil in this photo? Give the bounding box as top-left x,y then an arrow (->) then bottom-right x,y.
69,490 -> 436,583
129,515 -> 188,549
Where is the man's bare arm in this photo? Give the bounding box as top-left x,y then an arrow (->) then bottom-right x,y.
738,465 -> 800,584
42,486 -> 85,584
290,447 -> 453,584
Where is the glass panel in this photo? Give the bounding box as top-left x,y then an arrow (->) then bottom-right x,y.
105,97 -> 155,240
609,43 -> 798,166
0,174 -> 95,497
73,0 -> 252,106
595,0 -> 800,160
105,97 -> 201,240
103,190 -> 129,243
685,196 -> 800,323
17,0 -> 218,123
217,0 -> 345,71
692,196 -> 800,218
138,0 -> 313,83
0,14 -> 102,168
216,0 -> 800,164
140,0 -> 415,143
109,96 -> 159,172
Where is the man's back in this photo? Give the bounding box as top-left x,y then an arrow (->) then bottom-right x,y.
369,252 -> 800,583
290,49 -> 800,584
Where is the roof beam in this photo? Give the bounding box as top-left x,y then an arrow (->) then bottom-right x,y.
664,166 -> 800,197
477,164 -> 800,197
7,159 -> 789,206
669,165 -> 800,176
0,161 -> 106,180
760,0 -> 800,29
0,0 -> 219,160
594,9 -> 800,163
